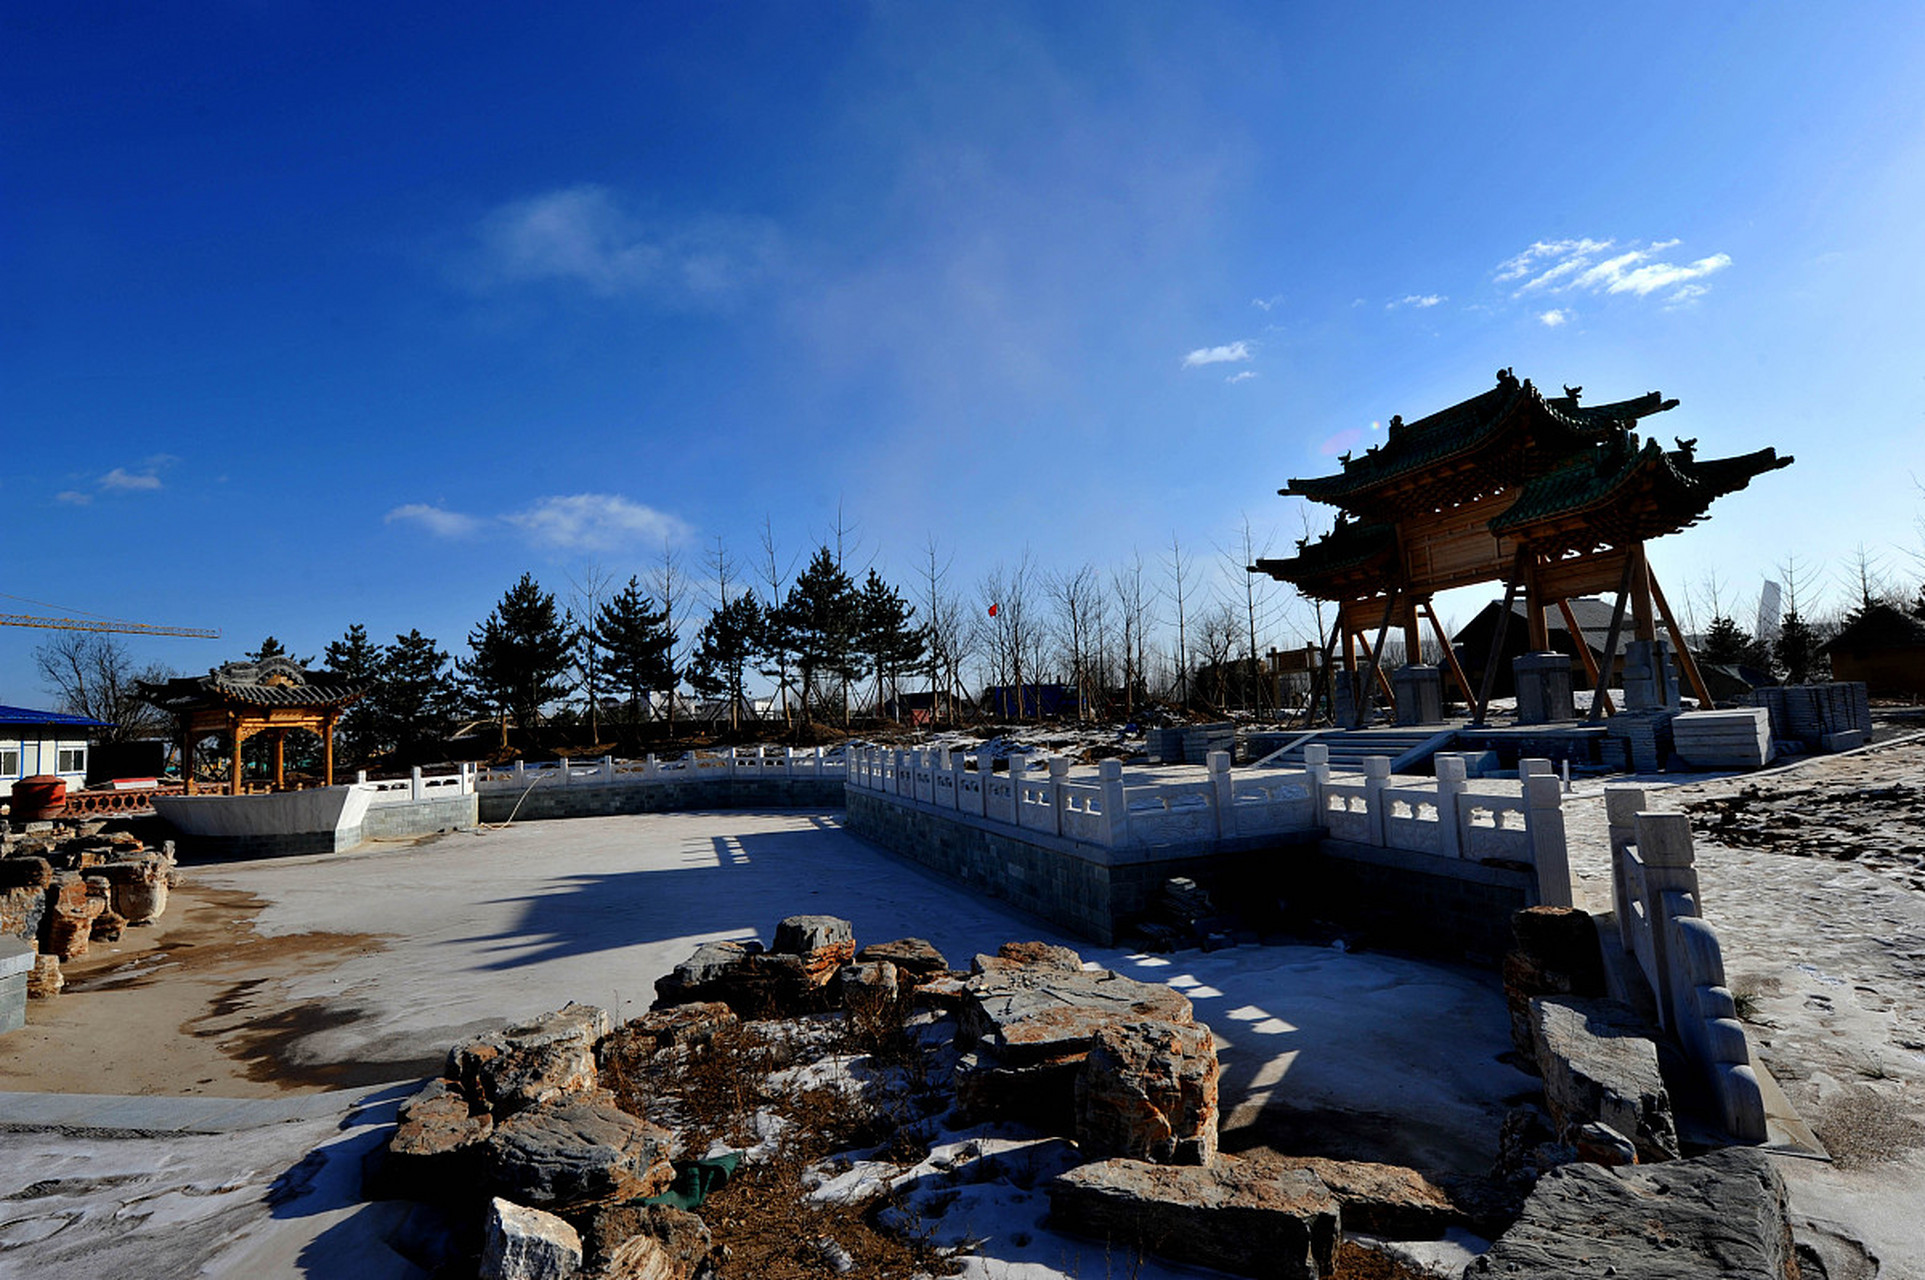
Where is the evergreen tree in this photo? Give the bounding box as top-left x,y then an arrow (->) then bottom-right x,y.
686,595 -> 764,730
1699,615 -> 1770,670
460,574 -> 577,739
323,624 -> 385,767
594,577 -> 673,726
780,547 -> 862,723
378,630 -> 460,764
248,635 -> 314,666
1772,611 -> 1827,685
855,569 -> 926,717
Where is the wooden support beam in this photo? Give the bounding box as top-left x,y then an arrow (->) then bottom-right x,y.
271,732 -> 286,792
1630,542 -> 1657,642
1587,552 -> 1638,723
229,716 -> 243,796
1423,600 -> 1477,710
1473,549 -> 1530,726
1558,597 -> 1614,716
1648,569 -> 1715,709
1359,591 -> 1401,728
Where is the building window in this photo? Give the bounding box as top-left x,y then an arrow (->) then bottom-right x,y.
58,747 -> 86,775
0,748 -> 17,776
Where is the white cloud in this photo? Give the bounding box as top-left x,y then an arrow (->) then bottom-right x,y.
1226,370 -> 1258,384
385,503 -> 483,539
1387,294 -> 1445,310
1495,237 -> 1730,305
55,490 -> 91,506
470,185 -> 778,304
1538,309 -> 1571,327
1182,340 -> 1253,367
99,467 -> 163,491
502,493 -> 691,552
1249,294 -> 1284,312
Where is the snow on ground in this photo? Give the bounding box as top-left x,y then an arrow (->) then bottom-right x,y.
0,805 -> 1527,1278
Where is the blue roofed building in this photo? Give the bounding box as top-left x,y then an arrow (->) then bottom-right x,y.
0,706 -> 111,799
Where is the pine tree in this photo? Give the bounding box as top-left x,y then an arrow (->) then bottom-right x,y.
594,577 -> 673,728
378,630 -> 460,764
323,624 -> 385,767
1772,611 -> 1827,685
781,547 -> 862,723
855,569 -> 926,717
686,595 -> 764,730
460,574 -> 578,740
1700,616 -> 1770,670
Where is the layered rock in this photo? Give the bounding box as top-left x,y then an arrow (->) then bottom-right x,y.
40,871 -> 104,961
578,1202 -> 713,1280
480,1197 -> 582,1280
1073,1019 -> 1219,1165
652,916 -> 856,1017
598,1003 -> 738,1068
1048,1154 -> 1339,1280
1530,996 -> 1679,1163
1467,1147 -> 1796,1278
26,953 -> 62,999
1264,1157 -> 1458,1238
482,1097 -> 678,1209
451,1004 -> 612,1117
376,1078 -> 495,1202
854,937 -> 948,979
1503,906 -> 1607,1064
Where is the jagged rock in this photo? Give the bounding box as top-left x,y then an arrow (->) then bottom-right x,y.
452,1004 -> 612,1117
654,935 -> 846,1018
959,962 -> 1193,1063
1265,1157 -> 1459,1238
772,915 -> 853,954
377,1078 -> 494,1201
1073,1019 -> 1219,1165
40,871 -> 103,961
1493,1103 -> 1575,1189
26,953 -> 61,998
1504,907 -> 1607,1063
836,960 -> 899,1004
973,940 -> 1085,974
1467,1147 -> 1796,1278
481,1196 -> 582,1280
1530,996 -> 1679,1163
855,937 -> 948,978
0,857 -> 53,945
910,972 -> 969,1011
98,854 -> 172,924
953,1049 -> 1086,1131
1048,1154 -> 1339,1280
1572,1121 -> 1639,1167
89,906 -> 127,942
579,1203 -> 712,1279
482,1097 -> 678,1209
599,1003 -> 738,1070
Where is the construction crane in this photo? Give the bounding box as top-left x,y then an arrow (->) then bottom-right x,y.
0,612 -> 219,638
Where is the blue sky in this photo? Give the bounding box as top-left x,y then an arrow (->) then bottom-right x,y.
4,3 -> 1923,703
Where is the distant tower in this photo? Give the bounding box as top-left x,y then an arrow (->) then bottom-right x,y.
1755,580 -> 1783,641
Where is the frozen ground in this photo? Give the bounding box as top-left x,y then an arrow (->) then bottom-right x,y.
0,807 -> 1528,1279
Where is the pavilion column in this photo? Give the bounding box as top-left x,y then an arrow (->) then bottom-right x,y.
1524,554 -> 1552,651
323,712 -> 337,787
1402,599 -> 1424,667
1630,542 -> 1657,642
229,717 -> 244,796
271,732 -> 286,792
181,730 -> 195,796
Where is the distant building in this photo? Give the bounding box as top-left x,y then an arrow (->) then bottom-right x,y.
0,705 -> 110,798
1450,597 -> 1620,698
1821,603 -> 1925,697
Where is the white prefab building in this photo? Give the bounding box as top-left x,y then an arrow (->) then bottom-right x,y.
0,705 -> 108,798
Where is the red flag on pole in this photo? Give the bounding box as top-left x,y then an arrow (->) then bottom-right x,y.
987,603 -> 999,617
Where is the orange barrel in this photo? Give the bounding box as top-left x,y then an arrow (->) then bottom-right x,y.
9,775 -> 68,821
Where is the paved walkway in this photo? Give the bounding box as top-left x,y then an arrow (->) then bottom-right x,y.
0,1082 -> 416,1136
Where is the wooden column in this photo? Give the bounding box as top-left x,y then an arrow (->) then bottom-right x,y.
271,731 -> 286,791
1402,599 -> 1424,667
1524,553 -> 1551,651
181,732 -> 196,796
1558,597 -> 1614,716
323,712 -> 337,786
1630,542 -> 1657,642
228,716 -> 244,796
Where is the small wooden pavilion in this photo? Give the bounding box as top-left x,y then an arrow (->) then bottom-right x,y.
1253,369 -> 1792,724
139,657 -> 366,794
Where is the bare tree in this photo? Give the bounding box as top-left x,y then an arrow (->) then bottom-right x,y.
977,552 -> 1041,719
1164,532 -> 1194,708
1193,602 -> 1242,709
567,562 -> 618,745
757,514 -> 798,727
1226,515 -> 1281,712
652,538 -> 686,738
1111,551 -> 1156,716
1047,563 -> 1102,720
34,633 -> 174,743
920,535 -> 969,725
705,534 -> 748,730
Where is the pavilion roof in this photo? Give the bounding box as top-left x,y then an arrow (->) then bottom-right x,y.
1249,520 -> 1398,601
137,657 -> 366,714
1281,370 -> 1679,520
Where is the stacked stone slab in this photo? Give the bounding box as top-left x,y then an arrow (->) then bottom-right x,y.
1741,681 -> 1871,751
1144,728 -> 1186,763
0,936 -> 33,1034
1672,708 -> 1773,769
1181,724 -> 1236,765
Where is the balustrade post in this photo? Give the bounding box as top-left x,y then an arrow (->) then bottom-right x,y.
1207,750 -> 1233,839
645,753 -> 658,779
559,757 -> 572,786
1304,743 -> 1331,820
601,755 -> 614,782
513,759 -> 525,783
1434,754 -> 1467,858
1362,756 -> 1391,845
1047,756 -> 1069,835
1632,812 -> 1699,1030
1006,750 -> 1027,824
945,749 -> 965,808
1525,774 -> 1573,908
411,766 -> 424,801
356,769 -> 368,785
1605,787 -> 1647,952
893,750 -> 908,797
1099,759 -> 1129,847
